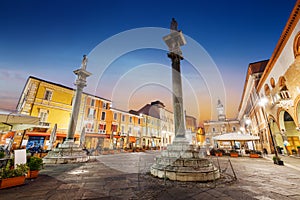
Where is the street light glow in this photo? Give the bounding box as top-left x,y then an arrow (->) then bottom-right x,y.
259,97 -> 268,107
245,119 -> 251,125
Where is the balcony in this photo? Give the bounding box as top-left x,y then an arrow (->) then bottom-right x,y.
98,130 -> 106,134
38,122 -> 50,128
273,90 -> 293,109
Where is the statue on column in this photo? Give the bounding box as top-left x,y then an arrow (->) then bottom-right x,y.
170,18 -> 178,32
81,55 -> 88,70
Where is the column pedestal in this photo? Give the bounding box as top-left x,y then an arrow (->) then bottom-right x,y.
151,137 -> 220,182
43,141 -> 88,164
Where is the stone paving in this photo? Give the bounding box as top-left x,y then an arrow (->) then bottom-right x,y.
0,151 -> 300,199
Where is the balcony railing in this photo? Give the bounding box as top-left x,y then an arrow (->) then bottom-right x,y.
272,90 -> 293,109
39,122 -> 50,127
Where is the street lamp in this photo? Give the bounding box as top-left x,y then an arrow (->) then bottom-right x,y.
245,117 -> 255,150
259,97 -> 281,163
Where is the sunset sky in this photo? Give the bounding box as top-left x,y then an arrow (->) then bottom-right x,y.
0,0 -> 296,124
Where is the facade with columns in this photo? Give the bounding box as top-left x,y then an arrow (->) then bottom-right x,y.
204,99 -> 240,149
238,0 -> 300,155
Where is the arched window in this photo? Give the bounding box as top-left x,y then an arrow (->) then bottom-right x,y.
278,76 -> 286,87
270,77 -> 275,88
264,84 -> 271,96
293,32 -> 300,58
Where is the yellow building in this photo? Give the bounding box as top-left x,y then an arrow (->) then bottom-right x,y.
81,95 -> 112,151
17,76 -> 112,151
17,76 -> 81,149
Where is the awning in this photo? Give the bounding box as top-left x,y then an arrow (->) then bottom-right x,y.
129,136 -> 136,143
213,132 -> 260,141
0,109 -> 40,131
26,131 -> 80,138
85,133 -> 110,138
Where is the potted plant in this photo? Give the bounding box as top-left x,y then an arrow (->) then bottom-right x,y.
0,161 -> 28,189
230,150 -> 239,157
0,151 -> 5,159
272,156 -> 284,165
250,150 -> 262,158
215,149 -> 224,157
27,156 -> 43,179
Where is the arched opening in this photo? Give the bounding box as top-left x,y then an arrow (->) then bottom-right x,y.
278,76 -> 286,87
297,100 -> 300,128
269,117 -> 281,154
264,84 -> 271,96
270,77 -> 275,88
279,110 -> 299,155
293,31 -> 300,58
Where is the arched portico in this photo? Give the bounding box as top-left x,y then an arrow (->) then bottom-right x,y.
278,109 -> 299,154
296,98 -> 300,129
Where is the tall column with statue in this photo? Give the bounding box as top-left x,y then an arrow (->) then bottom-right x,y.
150,18 -> 220,181
43,55 -> 91,164
66,55 -> 91,142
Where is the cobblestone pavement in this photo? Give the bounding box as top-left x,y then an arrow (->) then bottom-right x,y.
0,151 -> 300,200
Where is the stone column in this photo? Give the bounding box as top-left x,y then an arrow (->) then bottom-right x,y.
150,19 -> 220,182
43,55 -> 91,164
169,52 -> 185,138
163,25 -> 186,138
66,67 -> 91,141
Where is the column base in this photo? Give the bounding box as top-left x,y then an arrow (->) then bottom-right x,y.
150,140 -> 220,182
43,141 -> 88,164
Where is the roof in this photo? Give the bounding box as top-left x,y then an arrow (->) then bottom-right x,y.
110,108 -> 141,117
248,60 -> 269,75
238,60 -> 268,112
27,76 -> 111,102
138,104 -> 160,119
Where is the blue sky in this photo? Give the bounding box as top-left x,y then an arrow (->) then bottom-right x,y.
0,0 -> 296,123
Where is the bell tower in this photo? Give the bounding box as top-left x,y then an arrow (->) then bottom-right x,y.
217,99 -> 226,121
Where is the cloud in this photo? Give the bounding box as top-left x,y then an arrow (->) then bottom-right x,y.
0,69 -> 28,110
0,69 -> 27,82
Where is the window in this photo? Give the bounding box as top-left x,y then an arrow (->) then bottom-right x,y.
121,125 -> 125,134
103,102 -> 107,109
129,117 -> 132,123
128,127 -> 132,134
101,112 -> 106,120
122,115 -> 125,122
87,108 -> 96,118
111,124 -> 118,132
138,119 -> 141,124
114,113 -> 118,120
233,126 -> 236,131
212,128 -> 216,132
221,125 -> 226,133
44,89 -> 52,101
38,109 -> 48,122
91,99 -> 95,106
98,124 -> 106,133
86,122 -> 94,132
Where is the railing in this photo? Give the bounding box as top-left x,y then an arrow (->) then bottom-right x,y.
39,122 -> 50,127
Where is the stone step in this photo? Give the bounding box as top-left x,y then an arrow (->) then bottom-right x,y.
155,157 -> 212,167
161,150 -> 200,158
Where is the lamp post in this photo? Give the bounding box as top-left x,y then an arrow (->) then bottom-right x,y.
259,97 -> 280,162
245,118 -> 256,150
